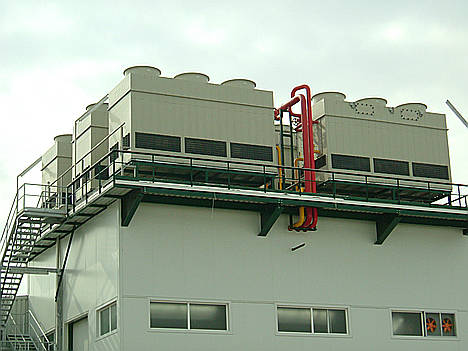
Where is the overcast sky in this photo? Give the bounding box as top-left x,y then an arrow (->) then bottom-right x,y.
1,0 -> 467,229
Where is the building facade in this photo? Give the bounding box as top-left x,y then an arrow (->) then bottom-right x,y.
1,66 -> 467,351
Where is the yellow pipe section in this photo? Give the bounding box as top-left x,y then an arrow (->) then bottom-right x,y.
275,145 -> 283,190
292,157 -> 305,228
293,157 -> 304,191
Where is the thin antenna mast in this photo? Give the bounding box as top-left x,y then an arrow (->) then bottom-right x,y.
446,100 -> 468,129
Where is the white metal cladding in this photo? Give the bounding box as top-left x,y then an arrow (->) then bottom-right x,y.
73,103 -> 109,178
108,67 -> 275,172
310,92 -> 452,189
41,134 -> 72,188
117,203 -> 468,350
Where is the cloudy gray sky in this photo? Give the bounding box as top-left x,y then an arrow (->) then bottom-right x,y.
1,0 -> 467,228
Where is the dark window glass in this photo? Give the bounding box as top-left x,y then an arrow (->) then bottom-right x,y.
100,308 -> 110,336
94,164 -> 108,180
135,132 -> 181,152
331,154 -> 370,172
392,312 -> 422,336
315,155 -> 327,169
412,163 -> 449,180
150,302 -> 187,329
313,309 -> 328,333
110,304 -> 117,331
374,158 -> 409,176
277,307 -> 311,333
329,309 -> 347,334
230,143 -> 273,162
441,313 -> 456,336
185,138 -> 227,157
189,304 -> 227,330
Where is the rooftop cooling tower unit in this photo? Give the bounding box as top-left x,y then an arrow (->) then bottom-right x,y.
107,66 -> 276,187
311,92 -> 452,202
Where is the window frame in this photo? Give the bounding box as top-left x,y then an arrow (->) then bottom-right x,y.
390,309 -> 458,340
148,299 -> 230,334
97,301 -> 118,339
275,304 -> 350,337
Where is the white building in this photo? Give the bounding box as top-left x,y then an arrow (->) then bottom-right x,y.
1,66 -> 467,351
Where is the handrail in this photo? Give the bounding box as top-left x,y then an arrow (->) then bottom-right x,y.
28,310 -> 52,351
0,193 -> 18,258
5,313 -> 27,349
49,122 -> 125,189
29,310 -> 49,343
58,147 -> 468,212
4,311 -> 52,351
112,148 -> 467,188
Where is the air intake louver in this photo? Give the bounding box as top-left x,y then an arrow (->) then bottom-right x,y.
135,132 -> 181,152
230,143 -> 273,162
122,133 -> 130,150
315,155 -> 327,169
185,138 -> 227,157
331,154 -> 370,172
412,162 -> 449,180
374,158 -> 410,176
110,142 -> 119,163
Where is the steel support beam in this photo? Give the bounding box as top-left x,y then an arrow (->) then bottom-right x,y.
3,267 -> 59,275
375,214 -> 401,245
121,189 -> 143,227
258,203 -> 284,237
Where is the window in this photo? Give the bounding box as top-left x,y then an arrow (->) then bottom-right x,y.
391,311 -> 456,337
277,306 -> 348,335
150,302 -> 228,331
98,302 -> 117,337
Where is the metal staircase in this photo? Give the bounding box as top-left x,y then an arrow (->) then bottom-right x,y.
0,187 -> 67,326
1,307 -> 53,351
5,334 -> 36,350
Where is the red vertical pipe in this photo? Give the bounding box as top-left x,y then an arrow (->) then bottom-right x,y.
291,85 -> 318,229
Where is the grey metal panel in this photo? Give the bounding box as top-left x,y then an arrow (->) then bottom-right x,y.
28,204 -> 120,349
108,70 -> 275,173
118,203 -> 468,350
41,135 -> 72,187
311,92 -> 452,189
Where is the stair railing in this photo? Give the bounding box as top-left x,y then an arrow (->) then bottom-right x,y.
0,194 -> 18,263
5,313 -> 27,350
28,310 -> 53,351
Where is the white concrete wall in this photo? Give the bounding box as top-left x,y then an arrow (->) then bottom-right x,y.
120,202 -> 468,350
28,203 -> 120,350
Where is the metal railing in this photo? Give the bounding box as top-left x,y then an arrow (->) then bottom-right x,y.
2,311 -> 54,351
2,147 -> 467,259
28,310 -> 54,351
66,147 -> 468,211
